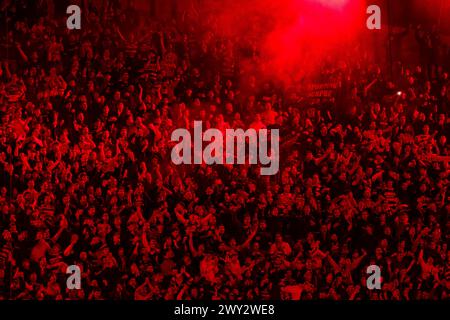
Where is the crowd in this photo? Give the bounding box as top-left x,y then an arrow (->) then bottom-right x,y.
0,0 -> 449,300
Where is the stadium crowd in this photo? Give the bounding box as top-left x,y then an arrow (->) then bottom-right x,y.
0,0 -> 449,300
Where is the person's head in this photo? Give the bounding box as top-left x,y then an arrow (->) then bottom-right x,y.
275,233 -> 283,244
2,230 -> 12,242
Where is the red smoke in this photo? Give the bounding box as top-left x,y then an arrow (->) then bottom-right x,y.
263,0 -> 365,82
200,0 -> 366,84
313,0 -> 351,9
